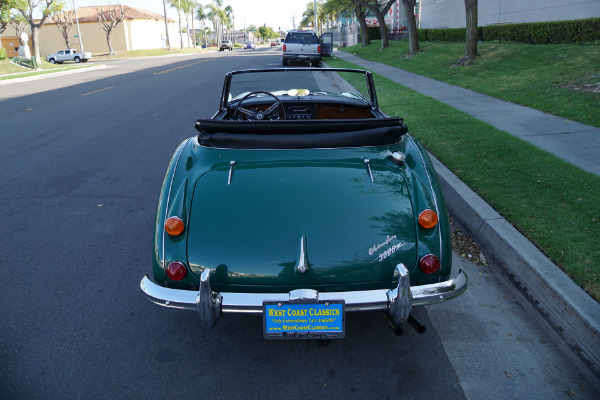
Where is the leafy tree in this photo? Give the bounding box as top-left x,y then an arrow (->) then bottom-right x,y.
454,0 -> 478,66
52,9 -> 74,49
399,0 -> 419,56
12,0 -> 64,61
96,4 -> 125,55
258,26 -> 277,40
323,0 -> 351,29
347,0 -> 370,47
10,11 -> 28,45
359,0 -> 396,49
1,2 -> 12,40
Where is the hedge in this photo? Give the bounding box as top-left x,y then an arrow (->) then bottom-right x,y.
0,48 -> 7,60
364,26 -> 382,40
482,18 -> 600,44
416,18 -> 600,44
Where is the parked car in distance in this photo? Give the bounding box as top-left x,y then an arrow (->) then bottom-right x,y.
46,49 -> 92,64
140,68 -> 468,340
220,40 -> 233,51
243,42 -> 256,50
271,41 -> 277,47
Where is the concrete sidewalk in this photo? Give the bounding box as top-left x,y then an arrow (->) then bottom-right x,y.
333,50 -> 600,382
334,50 -> 600,176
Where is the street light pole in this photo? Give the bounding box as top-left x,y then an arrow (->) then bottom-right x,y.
242,14 -> 254,41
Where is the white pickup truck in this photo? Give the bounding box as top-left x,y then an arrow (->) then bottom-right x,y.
282,30 -> 333,67
46,49 -> 92,64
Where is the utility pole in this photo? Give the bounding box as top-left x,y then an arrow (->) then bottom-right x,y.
73,0 -> 84,52
314,0 -> 317,34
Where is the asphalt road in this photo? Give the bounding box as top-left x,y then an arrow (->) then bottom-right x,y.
1,47 -> 597,399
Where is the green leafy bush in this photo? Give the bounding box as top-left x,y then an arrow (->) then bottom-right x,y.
416,28 -> 483,42
0,48 -> 7,60
416,18 -> 599,44
482,18 -> 600,44
361,26 -> 381,40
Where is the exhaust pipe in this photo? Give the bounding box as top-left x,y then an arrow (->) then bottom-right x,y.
383,312 -> 404,336
383,312 -> 426,335
408,314 -> 426,334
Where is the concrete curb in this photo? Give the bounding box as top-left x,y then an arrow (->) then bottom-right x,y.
0,64 -> 108,86
430,153 -> 600,381
0,52 -> 201,87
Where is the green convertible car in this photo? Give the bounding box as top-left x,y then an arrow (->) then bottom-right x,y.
140,68 -> 468,339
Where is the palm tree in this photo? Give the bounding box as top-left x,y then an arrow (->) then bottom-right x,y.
205,1 -> 222,44
168,0 -> 184,49
188,0 -> 198,47
204,26 -> 211,46
223,5 -> 233,41
181,0 -> 193,47
162,0 -> 171,49
301,1 -> 324,32
196,4 -> 208,47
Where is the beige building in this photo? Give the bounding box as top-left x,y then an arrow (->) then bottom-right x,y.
2,5 -> 188,58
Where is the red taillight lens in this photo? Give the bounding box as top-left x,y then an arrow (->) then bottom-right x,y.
419,254 -> 440,274
165,216 -> 184,236
166,261 -> 187,281
418,209 -> 438,229
283,44 -> 286,52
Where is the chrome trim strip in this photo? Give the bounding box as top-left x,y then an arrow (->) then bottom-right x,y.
363,158 -> 374,182
228,160 -> 236,185
295,235 -> 309,274
408,136 -> 444,279
140,270 -> 468,314
161,139 -> 190,274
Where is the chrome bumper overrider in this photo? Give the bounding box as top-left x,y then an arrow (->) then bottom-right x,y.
140,264 -> 468,328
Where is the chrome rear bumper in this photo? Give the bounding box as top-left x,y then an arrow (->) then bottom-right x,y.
140,264 -> 468,328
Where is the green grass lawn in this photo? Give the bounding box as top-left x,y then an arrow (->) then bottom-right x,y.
0,47 -> 212,80
341,40 -> 600,128
0,59 -> 96,80
327,56 -> 600,301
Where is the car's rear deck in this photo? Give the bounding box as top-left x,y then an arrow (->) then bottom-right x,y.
195,118 -> 408,149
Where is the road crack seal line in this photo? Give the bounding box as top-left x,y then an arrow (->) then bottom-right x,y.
82,86 -> 114,96
153,59 -> 214,75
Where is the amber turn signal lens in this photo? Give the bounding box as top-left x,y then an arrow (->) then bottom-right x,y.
418,209 -> 438,229
165,216 -> 185,236
419,254 -> 440,274
166,261 -> 187,281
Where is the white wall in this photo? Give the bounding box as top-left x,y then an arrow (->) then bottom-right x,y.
420,0 -> 600,28
127,19 -> 186,50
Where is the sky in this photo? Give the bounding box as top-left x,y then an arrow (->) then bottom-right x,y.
76,0 -> 316,32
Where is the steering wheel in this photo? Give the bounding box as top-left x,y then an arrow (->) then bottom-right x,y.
233,91 -> 286,121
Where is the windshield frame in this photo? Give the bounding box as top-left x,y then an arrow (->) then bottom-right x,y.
219,68 -> 378,112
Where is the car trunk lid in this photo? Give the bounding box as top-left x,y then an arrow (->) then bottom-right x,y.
186,159 -> 417,289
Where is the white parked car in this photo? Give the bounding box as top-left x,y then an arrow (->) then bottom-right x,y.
46,49 -> 92,64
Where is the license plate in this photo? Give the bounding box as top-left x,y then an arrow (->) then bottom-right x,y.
263,300 -> 345,339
